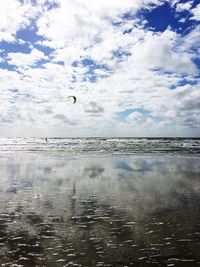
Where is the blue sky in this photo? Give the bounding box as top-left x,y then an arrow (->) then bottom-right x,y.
0,0 -> 200,137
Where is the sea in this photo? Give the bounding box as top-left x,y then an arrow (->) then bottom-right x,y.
0,138 -> 200,266
0,137 -> 199,155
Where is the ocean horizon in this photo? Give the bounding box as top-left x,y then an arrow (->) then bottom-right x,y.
0,137 -> 199,156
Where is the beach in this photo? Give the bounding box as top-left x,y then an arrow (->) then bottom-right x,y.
1,0 -> 200,265
0,139 -> 200,266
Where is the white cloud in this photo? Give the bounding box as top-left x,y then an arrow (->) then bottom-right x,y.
179,25 -> 200,56
0,0 -> 199,136
36,0 -> 164,49
179,17 -> 187,23
176,1 -> 193,12
128,28 -> 197,74
126,111 -> 145,123
0,0 -> 40,42
191,4 -> 200,21
7,48 -> 46,68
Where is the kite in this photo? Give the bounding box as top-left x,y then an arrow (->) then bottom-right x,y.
68,95 -> 77,104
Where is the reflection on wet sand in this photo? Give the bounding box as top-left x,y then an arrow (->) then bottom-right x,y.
0,154 -> 200,266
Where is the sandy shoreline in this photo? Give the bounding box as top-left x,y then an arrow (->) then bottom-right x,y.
0,153 -> 200,266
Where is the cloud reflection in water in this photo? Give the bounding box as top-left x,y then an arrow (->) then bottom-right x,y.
0,154 -> 200,266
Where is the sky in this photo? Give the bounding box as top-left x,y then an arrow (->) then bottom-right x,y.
0,0 -> 200,137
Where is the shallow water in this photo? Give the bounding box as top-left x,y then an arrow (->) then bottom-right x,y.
0,153 -> 200,266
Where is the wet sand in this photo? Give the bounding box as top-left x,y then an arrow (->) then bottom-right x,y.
0,153 -> 200,266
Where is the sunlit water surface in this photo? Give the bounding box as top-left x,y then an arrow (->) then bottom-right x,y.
0,153 -> 200,266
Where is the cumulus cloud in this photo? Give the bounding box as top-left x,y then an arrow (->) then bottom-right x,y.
0,0 -> 39,42
7,48 -> 46,68
191,4 -> 200,21
0,0 -> 199,136
53,114 -> 77,125
36,0 -> 163,48
176,1 -> 193,12
126,112 -> 145,123
127,28 -> 197,74
84,101 -> 104,116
